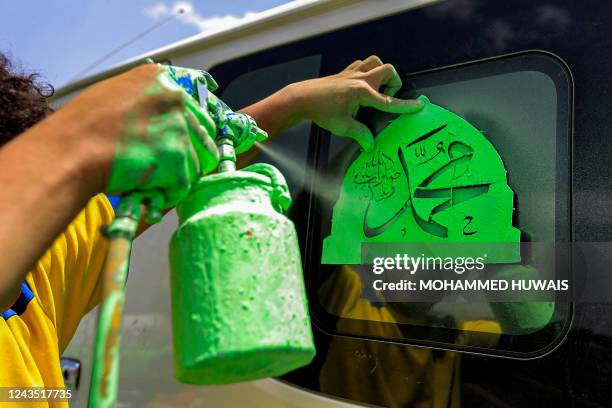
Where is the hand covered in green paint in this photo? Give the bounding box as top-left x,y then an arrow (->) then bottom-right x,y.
288,56 -> 424,151
64,64 -> 219,208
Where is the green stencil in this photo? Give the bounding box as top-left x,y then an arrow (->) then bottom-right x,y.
322,96 -> 521,264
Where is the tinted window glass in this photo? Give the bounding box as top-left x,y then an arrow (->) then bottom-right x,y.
309,53 -> 572,355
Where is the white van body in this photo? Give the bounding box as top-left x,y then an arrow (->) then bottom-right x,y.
55,1 -> 438,406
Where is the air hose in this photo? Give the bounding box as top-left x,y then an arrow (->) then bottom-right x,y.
87,195 -> 145,408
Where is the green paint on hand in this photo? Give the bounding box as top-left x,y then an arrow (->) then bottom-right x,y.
322,96 -> 521,264
106,65 -> 219,209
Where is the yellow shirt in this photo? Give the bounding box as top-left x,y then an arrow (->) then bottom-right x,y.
0,194 -> 114,407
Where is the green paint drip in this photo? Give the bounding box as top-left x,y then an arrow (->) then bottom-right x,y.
170,166 -> 315,385
322,96 -> 553,332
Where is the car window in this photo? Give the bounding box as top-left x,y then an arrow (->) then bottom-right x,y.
309,52 -> 572,356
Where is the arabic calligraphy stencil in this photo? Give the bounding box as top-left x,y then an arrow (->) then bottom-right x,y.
322,97 -> 521,265
354,150 -> 401,201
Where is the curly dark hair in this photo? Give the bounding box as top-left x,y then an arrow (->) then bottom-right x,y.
0,52 -> 54,146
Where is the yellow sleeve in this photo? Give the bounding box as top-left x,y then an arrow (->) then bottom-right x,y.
27,194 -> 114,353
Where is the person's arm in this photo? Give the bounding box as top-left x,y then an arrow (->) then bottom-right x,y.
0,106 -> 101,310
0,63 -> 216,309
237,56 -> 423,167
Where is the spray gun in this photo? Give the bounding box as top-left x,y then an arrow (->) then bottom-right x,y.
181,65 -> 267,171
88,64 -> 315,407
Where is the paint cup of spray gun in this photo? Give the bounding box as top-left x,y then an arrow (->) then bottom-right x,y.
169,163 -> 315,385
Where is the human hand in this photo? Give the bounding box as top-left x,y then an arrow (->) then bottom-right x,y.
287,56 -> 424,151
57,63 -> 219,208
